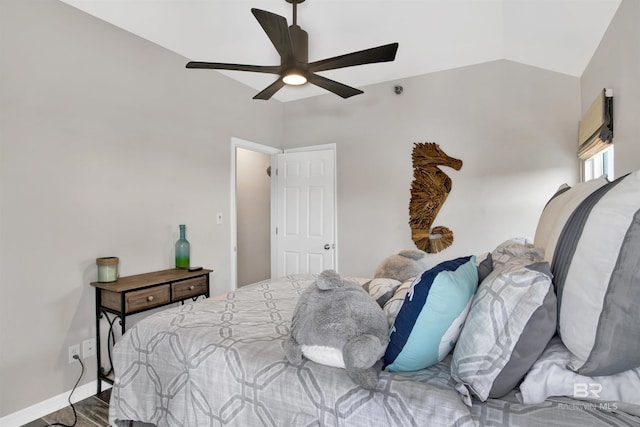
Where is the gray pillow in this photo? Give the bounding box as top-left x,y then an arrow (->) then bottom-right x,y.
476,252 -> 493,284
451,244 -> 557,403
489,262 -> 556,397
553,170 -> 640,376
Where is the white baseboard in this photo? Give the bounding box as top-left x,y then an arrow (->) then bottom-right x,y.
0,381 -> 111,427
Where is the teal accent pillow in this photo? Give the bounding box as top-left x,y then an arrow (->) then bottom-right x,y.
384,256 -> 478,372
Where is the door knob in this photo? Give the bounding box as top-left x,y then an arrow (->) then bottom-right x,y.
324,244 -> 331,250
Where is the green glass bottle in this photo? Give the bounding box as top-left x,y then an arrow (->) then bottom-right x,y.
175,224 -> 190,269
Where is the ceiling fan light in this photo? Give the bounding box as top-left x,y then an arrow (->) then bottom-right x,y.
282,72 -> 307,85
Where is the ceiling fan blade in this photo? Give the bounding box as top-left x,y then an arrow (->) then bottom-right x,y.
308,74 -> 363,99
251,8 -> 294,62
309,43 -> 399,73
253,79 -> 286,100
186,62 -> 280,74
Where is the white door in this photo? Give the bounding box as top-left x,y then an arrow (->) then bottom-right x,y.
273,148 -> 336,277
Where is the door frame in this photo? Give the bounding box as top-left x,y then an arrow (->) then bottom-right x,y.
230,138 -> 338,290
230,137 -> 281,290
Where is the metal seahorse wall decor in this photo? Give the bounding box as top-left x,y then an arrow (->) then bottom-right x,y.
409,142 -> 463,253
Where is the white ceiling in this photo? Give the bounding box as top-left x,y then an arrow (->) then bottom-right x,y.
59,0 -> 621,102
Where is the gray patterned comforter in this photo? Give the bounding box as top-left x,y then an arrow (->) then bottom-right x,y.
109,275 -> 640,427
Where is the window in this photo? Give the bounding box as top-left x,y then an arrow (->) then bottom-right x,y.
582,145 -> 614,182
579,89 -> 614,182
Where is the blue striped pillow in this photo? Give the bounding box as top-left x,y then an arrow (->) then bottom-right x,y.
384,256 -> 478,372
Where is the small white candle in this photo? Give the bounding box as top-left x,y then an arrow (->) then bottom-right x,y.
96,257 -> 119,283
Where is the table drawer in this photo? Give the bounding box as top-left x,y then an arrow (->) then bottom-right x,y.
172,276 -> 208,301
125,285 -> 170,313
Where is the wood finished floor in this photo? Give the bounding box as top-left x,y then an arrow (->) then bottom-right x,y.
22,390 -> 112,427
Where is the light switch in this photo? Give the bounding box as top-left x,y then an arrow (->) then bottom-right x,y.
216,212 -> 222,224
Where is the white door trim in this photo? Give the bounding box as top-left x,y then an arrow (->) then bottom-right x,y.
230,137 -> 281,290
284,143 -> 337,153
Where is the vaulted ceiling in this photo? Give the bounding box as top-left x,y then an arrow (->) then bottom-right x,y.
59,0 -> 621,102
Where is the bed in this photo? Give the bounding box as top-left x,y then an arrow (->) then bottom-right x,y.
107,274 -> 635,427
109,171 -> 640,426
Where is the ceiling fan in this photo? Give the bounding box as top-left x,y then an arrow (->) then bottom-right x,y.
186,0 -> 399,100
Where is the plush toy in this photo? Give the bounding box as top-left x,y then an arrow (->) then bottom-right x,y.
373,249 -> 428,282
284,270 -> 389,390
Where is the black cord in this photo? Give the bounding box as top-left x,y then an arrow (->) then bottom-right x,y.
45,354 -> 84,427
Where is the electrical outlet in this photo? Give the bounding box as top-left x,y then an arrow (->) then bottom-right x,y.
83,338 -> 96,358
68,344 -> 80,364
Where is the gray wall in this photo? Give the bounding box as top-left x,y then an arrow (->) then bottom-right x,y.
236,148 -> 271,286
0,0 -> 283,417
580,0 -> 640,177
283,60 -> 581,276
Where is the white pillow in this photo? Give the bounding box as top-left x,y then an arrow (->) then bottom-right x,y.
533,176 -> 607,264
362,277 -> 413,326
362,277 -> 401,306
519,336 -> 640,417
382,279 -> 413,326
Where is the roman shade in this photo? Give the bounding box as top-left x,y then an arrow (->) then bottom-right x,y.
578,89 -> 613,160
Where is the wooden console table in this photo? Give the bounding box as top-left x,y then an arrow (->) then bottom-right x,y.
91,268 -> 212,393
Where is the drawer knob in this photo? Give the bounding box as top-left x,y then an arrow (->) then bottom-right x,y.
147,295 -> 154,302
189,285 -> 195,290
